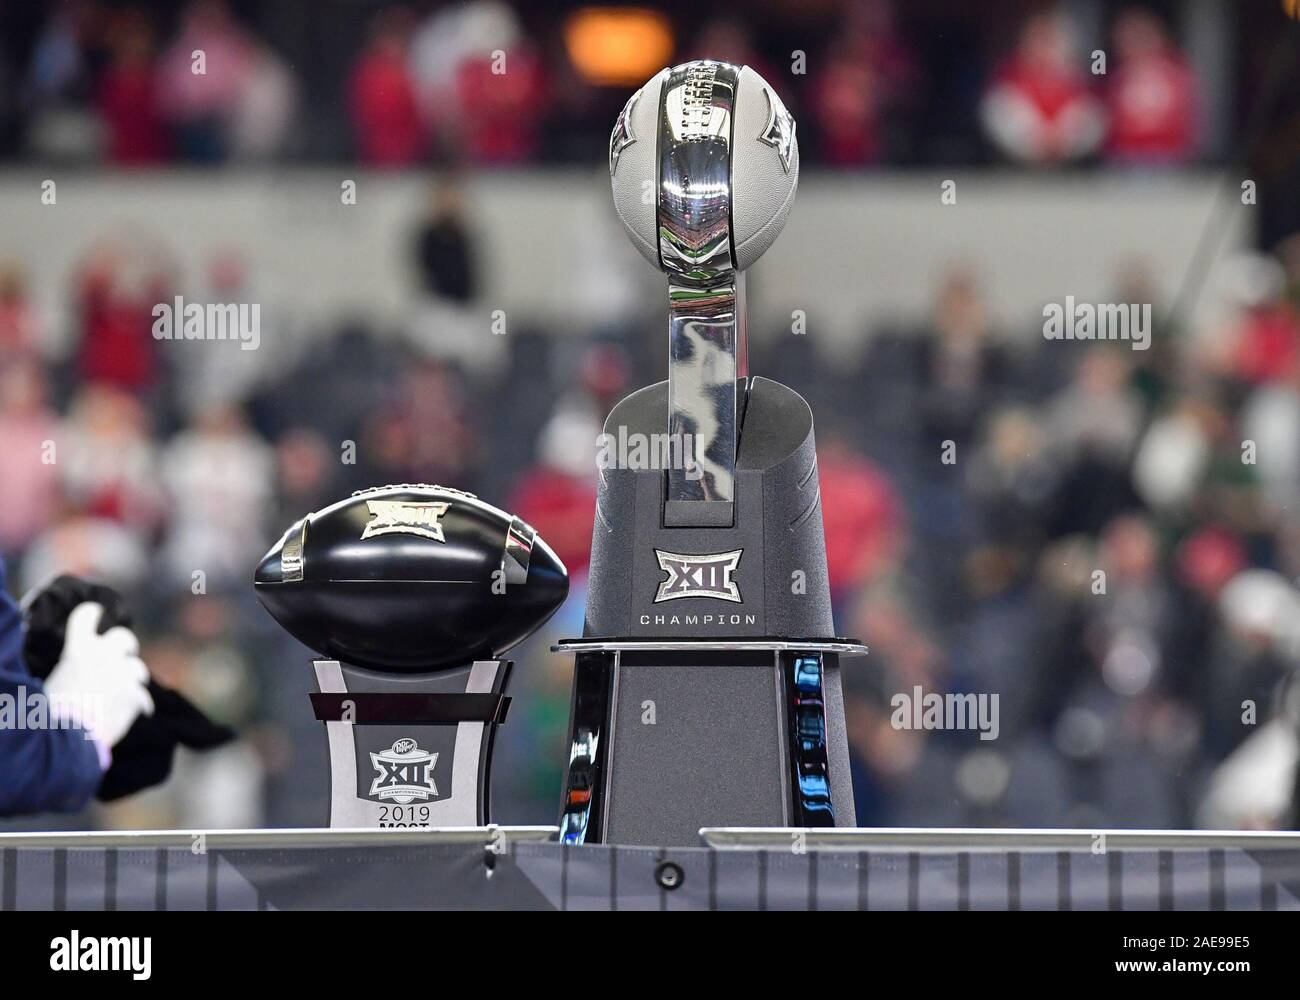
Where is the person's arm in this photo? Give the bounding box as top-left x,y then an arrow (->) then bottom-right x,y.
0,666 -> 105,816
0,568 -> 106,817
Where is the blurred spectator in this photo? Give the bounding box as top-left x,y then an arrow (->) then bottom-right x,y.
358,360 -> 478,488
0,264 -> 40,360
811,0 -> 918,166
1205,570 -> 1300,764
349,8 -> 424,167
156,0 -> 255,162
1247,388 -> 1300,522
1165,524 -> 1246,707
813,34 -> 885,167
451,11 -> 546,163
408,0 -> 508,127
171,248 -> 270,417
271,427 -> 336,524
1104,7 -> 1199,166
407,177 -> 502,375
1043,349 -> 1144,534
18,515 -> 149,596
509,417 -> 598,577
21,1 -> 106,161
408,0 -> 544,163
508,344 -> 626,575
916,267 -> 1014,454
72,232 -> 174,392
58,383 -> 163,534
97,11 -> 167,165
159,404 -> 275,590
967,406 -> 1057,560
23,4 -> 95,108
414,178 -> 477,303
818,433 -> 903,603
981,10 -> 1104,166
1133,396 -> 1216,513
1090,514 -> 1170,697
0,362 -> 61,561
228,41 -> 296,160
1199,673 -> 1299,829
1216,253 -> 1300,386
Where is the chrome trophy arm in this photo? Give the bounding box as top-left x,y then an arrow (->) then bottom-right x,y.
657,62 -> 745,524
610,59 -> 798,527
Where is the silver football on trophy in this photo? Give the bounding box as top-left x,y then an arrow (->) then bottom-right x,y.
609,61 -> 799,273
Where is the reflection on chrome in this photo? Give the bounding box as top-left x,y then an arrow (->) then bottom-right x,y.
657,61 -> 744,513
558,652 -> 612,844
667,281 -> 744,502
501,515 -> 536,586
785,653 -> 836,826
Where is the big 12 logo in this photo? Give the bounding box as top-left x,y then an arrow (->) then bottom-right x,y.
653,549 -> 743,603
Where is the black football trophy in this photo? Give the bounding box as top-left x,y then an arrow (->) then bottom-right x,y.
557,61 -> 867,846
255,485 -> 567,828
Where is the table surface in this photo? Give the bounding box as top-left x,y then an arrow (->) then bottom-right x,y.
1,827 -> 1297,910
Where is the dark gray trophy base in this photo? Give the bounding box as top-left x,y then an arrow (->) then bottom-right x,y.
311,659 -> 511,828
558,378 -> 864,846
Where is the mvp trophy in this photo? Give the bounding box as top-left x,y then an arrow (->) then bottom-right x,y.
255,485 -> 568,829
556,62 -> 867,846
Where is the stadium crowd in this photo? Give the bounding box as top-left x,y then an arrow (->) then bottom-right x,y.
2,200 -> 1299,830
0,0 -> 1210,168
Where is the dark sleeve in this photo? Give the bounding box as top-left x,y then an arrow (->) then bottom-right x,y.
0,561 -> 103,817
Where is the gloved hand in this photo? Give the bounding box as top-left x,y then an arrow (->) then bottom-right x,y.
23,575 -> 236,800
43,602 -> 154,750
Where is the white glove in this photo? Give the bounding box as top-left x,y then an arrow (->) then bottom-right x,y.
44,602 -> 155,751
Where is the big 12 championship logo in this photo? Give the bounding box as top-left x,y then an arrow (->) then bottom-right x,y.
653,549 -> 743,603
360,500 -> 450,542
369,738 -> 439,804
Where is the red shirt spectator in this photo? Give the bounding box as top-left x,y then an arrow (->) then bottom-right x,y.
811,1 -> 917,167
1105,9 -> 1198,164
982,12 -> 1104,164
813,49 -> 882,166
75,257 -> 168,391
97,16 -> 168,165
453,47 -> 546,164
350,19 -> 424,167
817,439 -> 903,598
509,467 -> 595,576
1230,304 -> 1300,385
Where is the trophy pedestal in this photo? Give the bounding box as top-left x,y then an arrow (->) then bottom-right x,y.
310,659 -> 511,828
558,378 -> 865,845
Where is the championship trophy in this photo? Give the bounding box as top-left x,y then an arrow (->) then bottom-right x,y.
556,62 -> 867,845
255,485 -> 568,828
